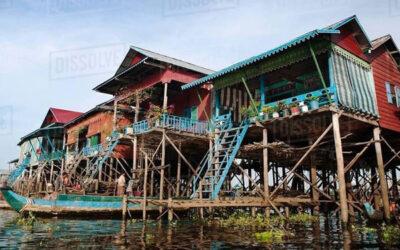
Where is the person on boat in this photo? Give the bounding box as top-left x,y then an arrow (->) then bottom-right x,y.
116,173 -> 126,196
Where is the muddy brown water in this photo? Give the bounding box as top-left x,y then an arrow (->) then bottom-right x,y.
0,210 -> 398,249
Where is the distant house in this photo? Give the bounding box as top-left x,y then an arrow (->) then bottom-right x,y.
17,107 -> 82,166
369,35 -> 400,133
64,99 -> 132,162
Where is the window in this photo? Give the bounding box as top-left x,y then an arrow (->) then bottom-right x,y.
386,82 -> 400,107
184,106 -> 198,120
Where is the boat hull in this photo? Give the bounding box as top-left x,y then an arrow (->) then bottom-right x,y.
0,187 -> 162,217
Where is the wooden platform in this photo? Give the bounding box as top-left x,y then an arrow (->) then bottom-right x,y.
0,200 -> 11,210
129,196 -> 316,209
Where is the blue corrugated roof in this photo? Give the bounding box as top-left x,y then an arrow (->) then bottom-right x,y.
182,15 -> 370,90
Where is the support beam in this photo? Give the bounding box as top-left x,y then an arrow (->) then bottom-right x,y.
373,127 -> 390,221
332,112 -> 348,224
262,128 -> 270,217
310,139 -> 319,216
142,154 -> 148,221
176,142 -> 182,197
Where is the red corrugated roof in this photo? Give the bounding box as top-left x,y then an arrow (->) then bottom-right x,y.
49,107 -> 83,125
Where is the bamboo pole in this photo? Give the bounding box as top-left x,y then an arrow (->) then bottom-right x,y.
373,127 -> 390,221
332,112 -> 348,224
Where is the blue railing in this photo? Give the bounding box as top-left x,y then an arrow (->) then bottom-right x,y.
264,86 -> 337,109
38,150 -> 64,162
7,157 -> 31,185
83,144 -> 104,156
125,114 -> 209,136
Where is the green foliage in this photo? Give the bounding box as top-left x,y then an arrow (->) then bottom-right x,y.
261,105 -> 273,114
306,95 -> 320,102
382,225 -> 400,244
254,229 -> 294,243
288,213 -> 319,223
240,106 -> 258,118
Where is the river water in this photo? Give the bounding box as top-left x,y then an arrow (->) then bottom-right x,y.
0,210 -> 398,249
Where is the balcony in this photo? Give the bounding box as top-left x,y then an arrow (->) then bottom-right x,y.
257,86 -> 336,120
38,150 -> 65,162
82,144 -> 105,157
125,114 -> 209,136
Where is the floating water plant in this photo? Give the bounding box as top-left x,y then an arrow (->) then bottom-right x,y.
288,213 -> 319,223
382,225 -> 400,244
254,229 -> 294,243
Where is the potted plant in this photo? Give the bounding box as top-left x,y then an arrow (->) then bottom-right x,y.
277,99 -> 289,117
299,101 -> 308,112
271,106 -> 280,118
240,106 -> 257,122
261,105 -> 272,120
146,103 -> 163,127
289,102 -> 300,115
306,96 -> 320,110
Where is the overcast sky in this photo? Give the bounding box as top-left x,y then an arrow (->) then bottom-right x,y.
0,0 -> 399,170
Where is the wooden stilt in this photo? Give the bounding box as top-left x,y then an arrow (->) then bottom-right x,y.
142,154 -> 148,221
263,128 -> 270,218
176,142 -> 182,197
310,148 -> 319,216
332,112 -> 348,224
392,166 -> 398,198
160,82 -> 168,213
122,194 -> 127,221
373,127 -> 390,221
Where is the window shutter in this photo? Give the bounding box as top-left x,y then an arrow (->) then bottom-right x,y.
386,82 -> 393,104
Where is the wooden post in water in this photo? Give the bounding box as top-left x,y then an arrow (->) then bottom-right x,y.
176,142 -> 182,197
160,82 -> 168,214
309,138 -> 319,216
371,166 -> 380,209
263,128 -> 270,218
332,112 -> 348,224
122,194 -> 127,221
373,127 -> 391,221
199,180 -> 204,219
168,197 -> 173,222
142,154 -> 149,221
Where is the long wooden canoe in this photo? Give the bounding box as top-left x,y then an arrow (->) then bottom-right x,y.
0,187 -> 160,217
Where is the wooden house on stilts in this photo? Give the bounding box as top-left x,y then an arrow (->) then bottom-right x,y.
4,15 -> 400,223
181,15 -> 397,224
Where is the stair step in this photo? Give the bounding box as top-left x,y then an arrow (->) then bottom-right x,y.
219,127 -> 243,133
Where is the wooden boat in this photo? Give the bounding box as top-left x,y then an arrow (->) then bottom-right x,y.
363,202 -> 384,222
0,187 -> 159,217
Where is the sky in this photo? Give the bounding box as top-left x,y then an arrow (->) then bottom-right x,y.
0,0 -> 400,171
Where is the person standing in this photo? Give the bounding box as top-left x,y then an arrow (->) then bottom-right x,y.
116,173 -> 126,196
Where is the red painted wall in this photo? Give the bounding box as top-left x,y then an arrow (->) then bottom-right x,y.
170,87 -> 211,121
370,46 -> 400,132
331,27 -> 368,61
66,111 -> 132,158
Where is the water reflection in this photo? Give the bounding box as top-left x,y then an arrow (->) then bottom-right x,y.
0,210 -> 399,249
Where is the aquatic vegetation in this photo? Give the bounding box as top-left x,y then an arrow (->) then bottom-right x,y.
6,212 -> 37,229
288,214 -> 319,223
145,234 -> 154,245
382,225 -> 400,244
214,211 -> 318,228
254,229 -> 294,243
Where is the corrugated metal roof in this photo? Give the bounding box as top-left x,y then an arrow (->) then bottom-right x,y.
129,46 -> 214,75
182,15 -> 370,90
